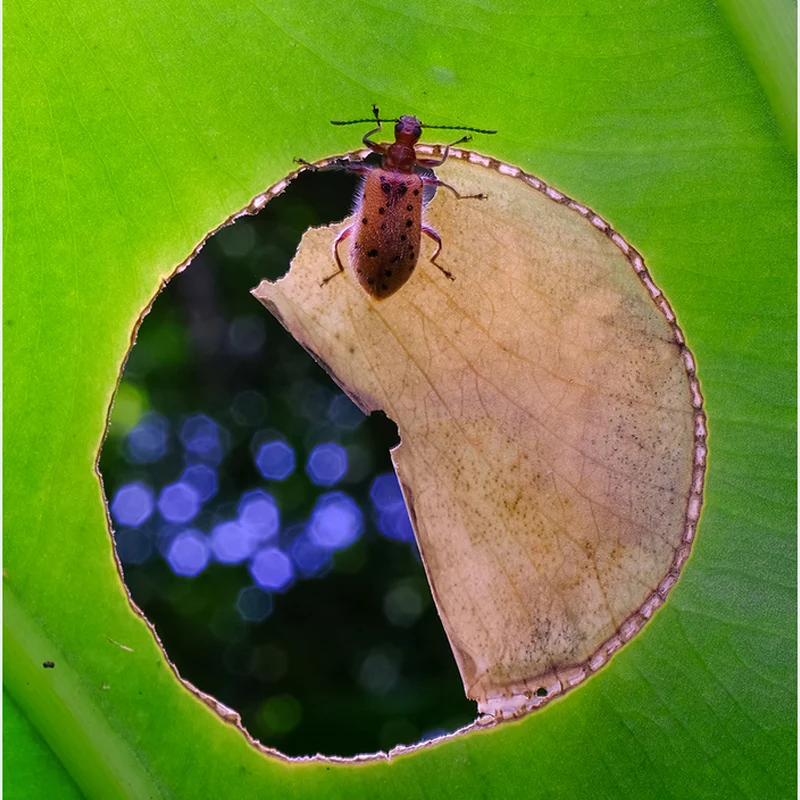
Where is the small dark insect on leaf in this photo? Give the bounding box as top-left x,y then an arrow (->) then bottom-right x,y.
43,661 -> 55,668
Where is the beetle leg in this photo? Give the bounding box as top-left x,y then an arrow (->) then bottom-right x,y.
416,135 -> 471,167
321,225 -> 354,286
422,225 -> 455,281
421,174 -> 487,200
361,128 -> 387,156
361,103 -> 388,156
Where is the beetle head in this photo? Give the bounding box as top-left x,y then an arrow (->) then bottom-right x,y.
394,115 -> 423,145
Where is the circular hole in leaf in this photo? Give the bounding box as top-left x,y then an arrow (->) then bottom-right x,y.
102,143 -> 705,759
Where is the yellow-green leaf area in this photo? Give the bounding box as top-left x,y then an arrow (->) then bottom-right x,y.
5,0 -> 794,796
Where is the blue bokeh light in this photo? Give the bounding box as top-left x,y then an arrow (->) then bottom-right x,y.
157,481 -> 201,524
376,505 -> 416,542
290,532 -> 333,578
125,413 -> 169,464
228,315 -> 266,357
254,440 -> 296,481
110,482 -> 155,528
210,521 -> 255,565
308,492 -> 364,551
115,528 -> 153,564
369,472 -> 405,512
180,463 -> 218,502
180,414 -> 225,465
370,473 -> 415,542
237,489 -> 279,541
166,529 -> 210,577
306,443 -> 348,487
327,394 -> 366,430
249,547 -> 295,592
236,585 -> 273,622
156,524 -> 183,559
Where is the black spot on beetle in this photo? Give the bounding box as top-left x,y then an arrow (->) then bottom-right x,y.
406,219 -> 413,227
385,269 -> 393,277
407,204 -> 413,211
392,255 -> 401,263
381,223 -> 387,230
367,277 -> 375,285
413,189 -> 420,195
362,217 -> 368,224
379,207 -> 385,214
367,249 -> 378,257
381,283 -> 389,290
381,183 -> 391,194
398,183 -> 408,195
400,234 -> 407,241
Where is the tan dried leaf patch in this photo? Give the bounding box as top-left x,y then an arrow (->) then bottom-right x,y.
254,153 -> 706,720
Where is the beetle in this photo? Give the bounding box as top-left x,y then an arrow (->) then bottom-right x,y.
300,105 -> 496,300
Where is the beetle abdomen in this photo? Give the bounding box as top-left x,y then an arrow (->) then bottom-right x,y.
350,169 -> 423,300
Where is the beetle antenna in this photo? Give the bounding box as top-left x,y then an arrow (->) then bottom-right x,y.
421,124 -> 498,135
330,117 -> 398,126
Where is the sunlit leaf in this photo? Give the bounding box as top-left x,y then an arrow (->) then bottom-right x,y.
5,0 -> 794,795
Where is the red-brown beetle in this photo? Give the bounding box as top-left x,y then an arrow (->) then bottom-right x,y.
302,105 -> 496,300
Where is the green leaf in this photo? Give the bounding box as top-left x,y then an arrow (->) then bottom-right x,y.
716,0 -> 797,150
3,689 -> 84,799
5,0 -> 795,798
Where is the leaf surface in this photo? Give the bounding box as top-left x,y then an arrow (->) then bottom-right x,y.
5,0 -> 795,796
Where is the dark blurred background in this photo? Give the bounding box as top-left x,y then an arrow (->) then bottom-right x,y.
98,167 -> 475,758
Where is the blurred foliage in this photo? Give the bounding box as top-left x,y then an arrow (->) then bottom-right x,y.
99,169 -> 474,757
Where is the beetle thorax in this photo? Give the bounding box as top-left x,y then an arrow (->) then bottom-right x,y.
383,142 -> 417,173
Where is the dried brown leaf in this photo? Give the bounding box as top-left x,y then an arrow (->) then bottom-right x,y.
253,153 -> 705,719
